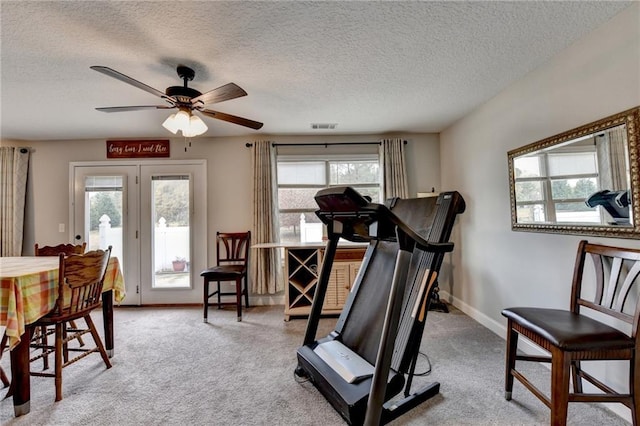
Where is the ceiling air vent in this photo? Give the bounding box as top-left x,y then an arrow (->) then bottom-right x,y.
311,123 -> 337,130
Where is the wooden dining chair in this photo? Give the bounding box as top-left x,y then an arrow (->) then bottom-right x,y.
200,231 -> 251,322
34,242 -> 87,257
34,242 -> 88,368
28,247 -> 113,401
502,240 -> 640,425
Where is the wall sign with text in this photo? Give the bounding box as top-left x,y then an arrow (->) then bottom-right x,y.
106,140 -> 170,158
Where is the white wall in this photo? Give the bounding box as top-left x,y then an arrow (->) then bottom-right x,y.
7,132 -> 439,269
439,4 -> 639,421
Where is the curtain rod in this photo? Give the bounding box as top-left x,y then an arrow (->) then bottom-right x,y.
245,140 -> 406,147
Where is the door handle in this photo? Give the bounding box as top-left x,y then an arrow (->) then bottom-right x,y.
75,235 -> 82,240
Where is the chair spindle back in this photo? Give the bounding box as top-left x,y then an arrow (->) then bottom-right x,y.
216,232 -> 250,266
572,240 -> 640,334
35,242 -> 86,256
53,247 -> 111,317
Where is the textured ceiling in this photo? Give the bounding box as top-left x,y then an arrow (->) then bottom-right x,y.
0,1 -> 633,141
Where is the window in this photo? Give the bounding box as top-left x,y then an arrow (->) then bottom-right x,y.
277,155 -> 381,243
514,148 -> 600,224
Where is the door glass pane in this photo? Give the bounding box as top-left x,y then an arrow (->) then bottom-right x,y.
152,175 -> 191,289
85,176 -> 124,269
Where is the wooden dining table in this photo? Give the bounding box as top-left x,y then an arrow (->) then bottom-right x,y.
0,255 -> 126,416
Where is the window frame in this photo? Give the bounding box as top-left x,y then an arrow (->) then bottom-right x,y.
514,146 -> 599,223
276,153 -> 381,243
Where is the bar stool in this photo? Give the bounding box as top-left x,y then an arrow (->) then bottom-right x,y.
200,231 -> 251,322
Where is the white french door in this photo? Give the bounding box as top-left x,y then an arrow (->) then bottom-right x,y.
71,164 -> 139,305
139,163 -> 207,304
71,161 -> 207,305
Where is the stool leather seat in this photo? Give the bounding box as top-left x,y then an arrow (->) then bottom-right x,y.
201,265 -> 245,280
502,307 -> 633,351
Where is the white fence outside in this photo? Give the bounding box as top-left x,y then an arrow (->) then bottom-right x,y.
299,213 -> 323,242
97,215 -> 190,272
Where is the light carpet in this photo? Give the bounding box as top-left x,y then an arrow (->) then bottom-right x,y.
0,305 -> 630,425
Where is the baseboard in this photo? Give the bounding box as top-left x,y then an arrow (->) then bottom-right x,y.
250,294 -> 285,306
439,291 -> 632,424
438,290 -> 548,354
116,295 -> 286,308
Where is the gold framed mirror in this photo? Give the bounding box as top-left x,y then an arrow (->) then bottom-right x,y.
508,106 -> 639,239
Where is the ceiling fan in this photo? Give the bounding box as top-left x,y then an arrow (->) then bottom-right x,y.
91,65 -> 263,136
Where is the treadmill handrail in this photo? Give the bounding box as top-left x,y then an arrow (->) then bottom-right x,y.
314,186 -> 453,253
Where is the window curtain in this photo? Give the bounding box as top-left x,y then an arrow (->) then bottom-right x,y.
250,141 -> 282,294
596,127 -> 628,191
0,147 -> 30,256
608,126 -> 628,190
380,138 -> 409,199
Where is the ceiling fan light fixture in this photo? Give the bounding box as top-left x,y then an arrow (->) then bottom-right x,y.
174,110 -> 191,128
185,114 -> 208,137
162,113 -> 180,134
162,110 -> 207,137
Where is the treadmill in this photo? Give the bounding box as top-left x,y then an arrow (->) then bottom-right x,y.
295,186 -> 466,425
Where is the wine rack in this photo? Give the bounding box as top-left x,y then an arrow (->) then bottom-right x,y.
284,246 -> 365,320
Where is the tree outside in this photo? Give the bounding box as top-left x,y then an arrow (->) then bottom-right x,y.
89,179 -> 190,230
152,179 -> 189,226
90,192 -> 122,229
552,178 -> 597,211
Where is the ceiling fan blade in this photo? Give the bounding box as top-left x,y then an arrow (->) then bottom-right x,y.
191,83 -> 247,106
199,109 -> 263,130
91,66 -> 169,99
95,105 -> 174,113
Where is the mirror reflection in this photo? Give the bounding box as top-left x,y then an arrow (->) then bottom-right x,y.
508,107 -> 639,239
